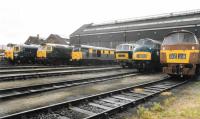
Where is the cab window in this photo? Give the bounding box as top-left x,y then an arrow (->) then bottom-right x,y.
14,46 -> 20,52
73,47 -> 80,51
116,44 -> 134,51
163,32 -> 198,45
46,46 -> 52,51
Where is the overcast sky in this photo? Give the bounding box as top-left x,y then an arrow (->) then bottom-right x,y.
0,0 -> 200,45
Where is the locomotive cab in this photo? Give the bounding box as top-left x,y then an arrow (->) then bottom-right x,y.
37,44 -> 53,60
160,30 -> 199,76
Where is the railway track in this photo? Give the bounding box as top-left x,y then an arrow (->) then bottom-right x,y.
0,65 -> 117,70
0,77 -> 188,119
0,65 -> 52,70
0,72 -> 138,100
0,65 -> 115,74
0,67 -> 120,82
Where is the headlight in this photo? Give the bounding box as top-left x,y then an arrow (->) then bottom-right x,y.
192,46 -> 195,50
178,54 -> 186,59
162,47 -> 165,50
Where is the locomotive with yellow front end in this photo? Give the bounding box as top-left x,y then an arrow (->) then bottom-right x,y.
37,43 -> 72,65
160,30 -> 200,77
133,38 -> 161,71
4,44 -> 38,64
72,44 -> 115,65
115,43 -> 138,68
4,46 -> 14,63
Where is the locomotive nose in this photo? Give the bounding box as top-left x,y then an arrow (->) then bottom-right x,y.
37,50 -> 46,58
72,51 -> 82,60
115,53 -> 129,60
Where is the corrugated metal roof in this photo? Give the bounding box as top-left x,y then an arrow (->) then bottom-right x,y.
70,9 -> 200,37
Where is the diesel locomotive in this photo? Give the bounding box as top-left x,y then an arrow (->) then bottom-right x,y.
115,43 -> 138,68
37,43 -> 73,65
72,44 -> 115,65
115,38 -> 161,71
133,38 -> 161,71
4,44 -> 38,64
160,30 -> 200,77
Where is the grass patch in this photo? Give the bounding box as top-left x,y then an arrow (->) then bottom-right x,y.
136,106 -> 154,119
150,102 -> 164,112
180,107 -> 200,118
163,96 -> 176,107
135,97 -> 175,119
128,80 -> 200,119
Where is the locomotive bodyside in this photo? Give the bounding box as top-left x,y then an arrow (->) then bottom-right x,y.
72,45 -> 115,65
37,43 -> 72,65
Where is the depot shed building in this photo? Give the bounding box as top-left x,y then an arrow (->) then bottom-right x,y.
70,10 -> 200,48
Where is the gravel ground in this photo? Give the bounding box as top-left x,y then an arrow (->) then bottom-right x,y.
0,72 -> 166,117
78,104 -> 105,113
111,76 -> 200,119
0,69 -> 134,89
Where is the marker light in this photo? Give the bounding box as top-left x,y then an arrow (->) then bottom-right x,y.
192,46 -> 195,50
163,47 -> 165,50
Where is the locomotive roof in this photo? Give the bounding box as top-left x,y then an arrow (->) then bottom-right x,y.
136,38 -> 162,45
41,43 -> 73,48
117,43 -> 138,46
75,44 -> 115,50
14,44 -> 40,48
164,30 -> 196,37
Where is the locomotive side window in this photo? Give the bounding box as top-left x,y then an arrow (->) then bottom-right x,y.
130,46 -> 133,50
110,50 -> 114,54
92,50 -> 97,57
97,50 -> 101,57
82,48 -> 89,57
163,32 -> 198,45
